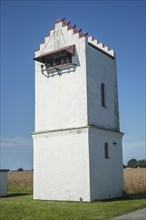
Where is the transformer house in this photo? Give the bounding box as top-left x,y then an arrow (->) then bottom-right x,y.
0,169 -> 9,197
32,18 -> 124,201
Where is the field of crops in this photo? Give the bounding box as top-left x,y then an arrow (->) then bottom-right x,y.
8,171 -> 33,193
8,168 -> 146,194
124,168 -> 146,194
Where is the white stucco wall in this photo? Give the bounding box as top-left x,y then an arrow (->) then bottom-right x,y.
86,44 -> 119,131
33,126 -> 124,201
33,128 -> 90,201
0,171 -> 8,197
35,21 -> 88,132
89,127 -> 124,200
33,19 -> 124,201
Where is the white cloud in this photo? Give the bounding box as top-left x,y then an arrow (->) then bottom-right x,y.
0,137 -> 32,148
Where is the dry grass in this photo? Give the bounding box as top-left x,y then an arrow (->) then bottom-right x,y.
124,168 -> 146,194
8,169 -> 146,195
8,171 -> 33,193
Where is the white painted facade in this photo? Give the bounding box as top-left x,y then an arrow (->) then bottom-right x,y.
89,128 -> 123,200
33,128 -> 90,201
32,18 -> 124,201
0,170 -> 9,197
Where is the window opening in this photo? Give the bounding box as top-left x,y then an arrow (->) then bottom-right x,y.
104,142 -> 109,159
101,83 -> 106,107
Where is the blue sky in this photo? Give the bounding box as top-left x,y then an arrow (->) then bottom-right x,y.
1,0 -> 145,170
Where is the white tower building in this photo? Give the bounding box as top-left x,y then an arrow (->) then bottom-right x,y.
32,18 -> 124,201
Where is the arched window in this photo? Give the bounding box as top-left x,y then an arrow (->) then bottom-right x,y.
101,83 -> 105,107
104,142 -> 109,159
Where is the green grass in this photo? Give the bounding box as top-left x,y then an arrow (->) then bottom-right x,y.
0,193 -> 146,220
8,186 -> 33,194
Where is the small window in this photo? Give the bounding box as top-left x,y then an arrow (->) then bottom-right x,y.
101,83 -> 106,107
104,142 -> 109,159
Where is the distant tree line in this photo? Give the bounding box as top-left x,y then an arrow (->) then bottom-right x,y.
17,168 -> 24,171
124,159 -> 146,168
17,168 -> 33,171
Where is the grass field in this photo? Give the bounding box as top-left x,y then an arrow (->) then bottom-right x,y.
0,169 -> 146,220
1,194 -> 146,220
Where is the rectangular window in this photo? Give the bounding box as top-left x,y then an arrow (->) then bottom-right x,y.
104,142 -> 110,159
101,83 -> 106,107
